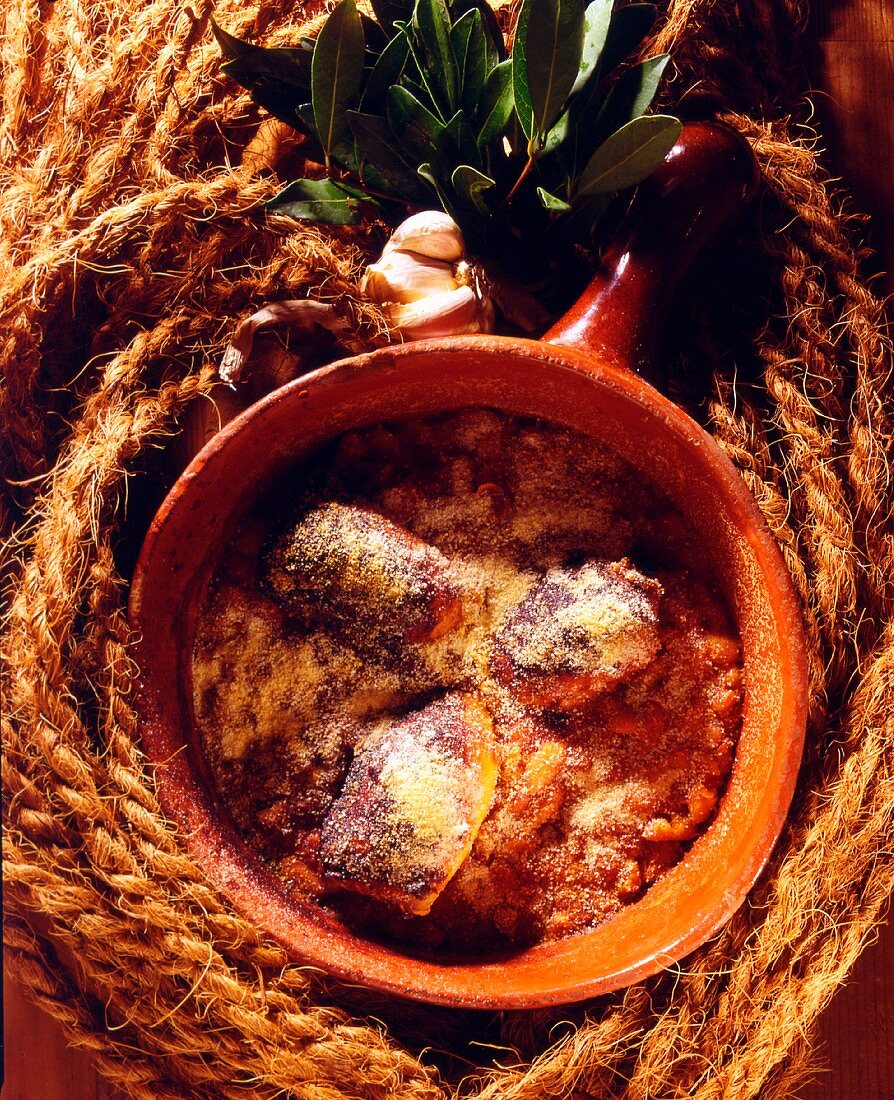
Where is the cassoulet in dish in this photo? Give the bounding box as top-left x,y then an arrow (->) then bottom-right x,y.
192,409 -> 743,951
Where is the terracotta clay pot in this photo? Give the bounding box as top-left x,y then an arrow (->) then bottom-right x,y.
129,122 -> 808,1009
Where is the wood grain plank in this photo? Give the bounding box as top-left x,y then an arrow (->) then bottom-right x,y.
800,915 -> 894,1097
792,2 -> 894,1095
806,0 -> 894,292
2,964 -> 121,1100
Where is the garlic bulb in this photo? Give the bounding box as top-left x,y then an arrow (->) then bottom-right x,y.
219,211 -> 493,386
363,211 -> 493,339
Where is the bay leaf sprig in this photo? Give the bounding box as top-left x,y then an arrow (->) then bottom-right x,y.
212,0 -> 680,267
311,0 -> 365,169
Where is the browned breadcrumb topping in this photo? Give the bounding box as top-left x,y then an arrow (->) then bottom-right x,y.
318,692 -> 497,915
267,502 -> 464,645
192,409 -> 743,952
491,560 -> 662,709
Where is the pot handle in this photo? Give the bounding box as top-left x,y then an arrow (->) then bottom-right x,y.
543,120 -> 759,376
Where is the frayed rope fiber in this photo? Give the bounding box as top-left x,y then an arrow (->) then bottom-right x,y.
3,0 -> 894,1097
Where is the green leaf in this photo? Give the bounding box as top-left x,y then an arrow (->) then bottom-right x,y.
212,19 -> 248,61
591,54 -> 670,145
564,2 -> 657,171
600,3 -> 657,74
417,162 -> 463,222
575,114 -> 680,197
297,101 -> 318,136
359,13 -> 389,54
417,162 -> 441,192
525,0 -> 585,142
412,0 -> 459,115
537,186 -> 571,211
221,51 -> 309,90
542,108 -> 570,154
451,10 -> 489,115
297,102 -> 365,174
223,71 -> 306,131
395,21 -> 445,120
452,164 -> 495,213
511,0 -> 535,140
451,7 -> 474,72
476,60 -> 513,146
266,177 -> 371,224
441,110 -> 482,168
563,191 -> 611,235
213,20 -> 313,71
480,8 -> 501,72
386,84 -> 447,166
370,0 -> 414,34
212,21 -> 313,130
360,33 -> 410,112
569,0 -> 612,95
312,0 -> 366,167
348,111 -> 429,197
449,0 -> 506,61
568,52 -> 669,174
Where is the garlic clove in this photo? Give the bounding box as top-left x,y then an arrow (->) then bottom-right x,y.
387,285 -> 484,339
362,249 -> 459,304
382,210 -> 465,262
220,299 -> 348,386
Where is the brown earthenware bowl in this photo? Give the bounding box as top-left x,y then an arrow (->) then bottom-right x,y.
129,123 -> 808,1009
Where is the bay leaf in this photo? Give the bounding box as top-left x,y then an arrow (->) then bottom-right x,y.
449,0 -> 506,61
348,110 -> 429,197
569,0 -> 612,95
212,21 -> 311,73
576,114 -> 680,196
441,110 -> 482,169
524,0 -> 585,143
412,0 -> 459,115
452,164 -> 495,213
395,20 -> 446,120
571,52 -> 669,173
565,2 -> 657,172
511,0 -> 534,140
592,53 -> 669,143
298,102 -> 366,173
386,84 -> 446,166
360,33 -> 410,112
536,186 -> 571,211
370,0 -> 414,34
311,0 -> 366,166
359,13 -> 389,54
542,108 -> 570,155
266,177 -> 370,225
476,59 -> 513,146
599,2 -> 657,75
213,21 -> 313,130
225,74 -> 307,132
451,9 -> 488,115
417,162 -> 463,222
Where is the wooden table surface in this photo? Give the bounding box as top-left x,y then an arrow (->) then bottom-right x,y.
4,2 -> 893,1097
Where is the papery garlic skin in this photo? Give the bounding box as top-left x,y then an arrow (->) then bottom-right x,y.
384,211 -> 465,262
364,211 -> 492,339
